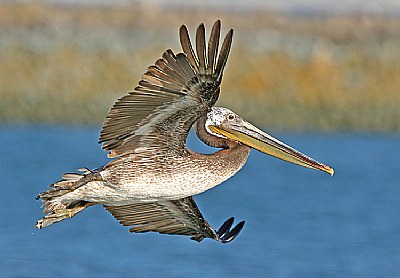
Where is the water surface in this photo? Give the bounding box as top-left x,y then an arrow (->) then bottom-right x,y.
1,126 -> 399,277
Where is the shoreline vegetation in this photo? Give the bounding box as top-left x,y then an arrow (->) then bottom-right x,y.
2,3 -> 400,131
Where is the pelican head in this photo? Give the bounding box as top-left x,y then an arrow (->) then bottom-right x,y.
206,107 -> 334,175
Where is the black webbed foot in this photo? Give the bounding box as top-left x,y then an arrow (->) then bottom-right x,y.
216,217 -> 245,243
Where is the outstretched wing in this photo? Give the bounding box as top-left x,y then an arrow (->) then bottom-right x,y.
99,20 -> 233,158
104,196 -> 245,243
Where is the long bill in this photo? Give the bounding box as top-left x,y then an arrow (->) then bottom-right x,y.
209,122 -> 334,176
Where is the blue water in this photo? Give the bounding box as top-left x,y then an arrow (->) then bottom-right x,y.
1,126 -> 399,277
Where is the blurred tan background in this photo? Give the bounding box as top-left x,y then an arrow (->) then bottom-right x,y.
1,2 -> 400,131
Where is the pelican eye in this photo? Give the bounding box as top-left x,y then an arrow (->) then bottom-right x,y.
228,114 -> 235,120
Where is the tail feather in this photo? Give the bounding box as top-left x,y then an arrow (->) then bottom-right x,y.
35,201 -> 93,229
35,167 -> 103,229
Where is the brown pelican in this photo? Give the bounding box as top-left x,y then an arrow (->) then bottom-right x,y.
35,20 -> 333,243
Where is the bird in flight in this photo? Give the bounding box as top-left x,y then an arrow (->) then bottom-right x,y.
35,20 -> 334,243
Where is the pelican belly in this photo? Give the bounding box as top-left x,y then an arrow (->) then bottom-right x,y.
63,167 -> 237,205
60,147 -> 250,206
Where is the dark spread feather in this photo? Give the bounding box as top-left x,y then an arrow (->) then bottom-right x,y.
99,20 -> 233,158
207,20 -> 220,75
179,25 -> 198,69
196,23 -> 207,75
104,196 -> 244,243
